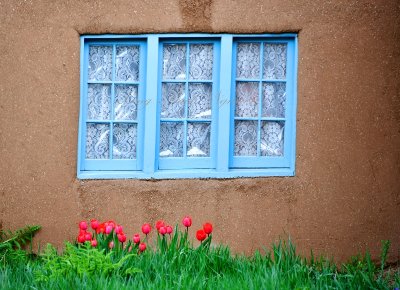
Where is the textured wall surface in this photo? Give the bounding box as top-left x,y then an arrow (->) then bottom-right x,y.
0,0 -> 399,262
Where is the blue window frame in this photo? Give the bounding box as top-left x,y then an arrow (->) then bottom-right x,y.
77,34 -> 298,179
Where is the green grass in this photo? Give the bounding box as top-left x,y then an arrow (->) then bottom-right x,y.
0,238 -> 399,290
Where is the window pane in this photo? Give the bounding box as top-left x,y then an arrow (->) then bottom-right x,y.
187,122 -> 211,157
116,46 -> 140,82
159,122 -> 183,157
262,82 -> 286,118
189,44 -> 213,80
87,84 -> 111,120
234,120 -> 257,156
163,44 -> 186,80
86,123 -> 110,159
263,43 -> 287,79
260,121 -> 284,156
235,82 -> 259,117
113,123 -> 137,159
114,85 -> 138,120
188,83 -> 212,119
88,46 -> 112,81
161,83 -> 185,118
236,43 -> 260,79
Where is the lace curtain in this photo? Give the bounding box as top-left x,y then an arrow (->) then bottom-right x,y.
160,44 -> 213,158
86,45 -> 139,159
234,43 -> 287,157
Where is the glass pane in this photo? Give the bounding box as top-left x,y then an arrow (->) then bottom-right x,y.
163,44 -> 186,80
234,120 -> 257,156
116,46 -> 140,82
113,123 -> 137,159
87,84 -> 111,120
161,83 -> 185,118
159,122 -> 183,157
187,122 -> 211,157
86,123 -> 110,159
88,46 -> 112,81
260,121 -> 284,156
235,82 -> 259,117
236,43 -> 260,79
262,82 -> 286,118
188,83 -> 212,119
189,44 -> 213,80
263,43 -> 287,79
114,85 -> 138,120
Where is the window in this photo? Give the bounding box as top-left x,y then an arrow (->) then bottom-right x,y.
77,34 -> 297,179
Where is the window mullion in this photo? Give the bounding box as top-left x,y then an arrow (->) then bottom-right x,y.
143,35 -> 159,174
216,35 -> 233,172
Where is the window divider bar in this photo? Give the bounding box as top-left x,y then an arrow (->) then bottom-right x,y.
216,35 -> 233,172
143,36 -> 159,174
183,43 -> 190,158
109,45 -> 117,159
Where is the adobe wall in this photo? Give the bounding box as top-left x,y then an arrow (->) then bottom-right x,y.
0,0 -> 399,262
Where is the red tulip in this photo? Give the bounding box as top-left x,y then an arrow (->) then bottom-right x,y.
77,234 -> 86,243
79,221 -> 87,231
133,234 -> 140,244
203,223 -> 213,235
107,220 -> 116,229
139,243 -> 146,252
118,233 -> 127,243
97,223 -> 106,234
155,220 -> 165,231
115,225 -> 123,235
159,226 -> 167,235
142,223 -> 151,235
196,229 -> 207,242
166,225 -> 173,234
105,225 -> 113,235
91,239 -> 98,247
109,241 -> 114,249
85,232 -> 92,241
182,216 -> 192,228
90,219 -> 99,230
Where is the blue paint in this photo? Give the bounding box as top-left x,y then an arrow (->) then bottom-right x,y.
77,34 -> 298,179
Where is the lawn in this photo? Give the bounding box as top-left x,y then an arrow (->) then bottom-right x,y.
0,222 -> 399,289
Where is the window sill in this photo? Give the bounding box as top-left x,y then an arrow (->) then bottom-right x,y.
77,168 -> 295,180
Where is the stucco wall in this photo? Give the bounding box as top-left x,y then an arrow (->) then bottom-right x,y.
0,0 -> 399,262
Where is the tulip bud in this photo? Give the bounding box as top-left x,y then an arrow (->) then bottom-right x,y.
91,219 -> 99,230
118,233 -> 127,243
142,223 -> 151,235
182,216 -> 192,228
139,243 -> 146,252
159,226 -> 167,235
85,232 -> 92,241
203,222 -> 213,235
91,239 -> 98,247
155,220 -> 165,231
115,225 -> 123,235
166,225 -> 173,234
196,229 -> 207,242
79,221 -> 88,231
105,225 -> 113,235
77,234 -> 86,243
133,234 -> 140,244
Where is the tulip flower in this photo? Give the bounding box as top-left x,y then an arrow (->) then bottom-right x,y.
196,229 -> 207,242
159,226 -> 167,235
203,222 -> 213,235
133,234 -> 140,244
107,220 -> 116,229
79,221 -> 88,231
139,243 -> 146,252
105,225 -> 113,235
182,216 -> 192,228
91,239 -> 98,247
142,223 -> 151,235
166,225 -> 173,235
90,219 -> 99,230
85,232 -> 92,241
97,223 -> 106,234
155,220 -> 165,231
77,234 -> 86,243
115,225 -> 123,235
118,233 -> 127,243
